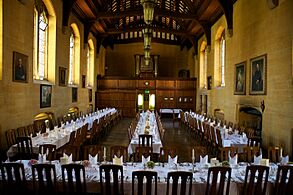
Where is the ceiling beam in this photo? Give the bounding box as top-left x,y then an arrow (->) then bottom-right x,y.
62,0 -> 77,32
218,0 -> 234,36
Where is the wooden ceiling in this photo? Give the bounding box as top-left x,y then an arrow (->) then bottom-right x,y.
63,0 -> 237,52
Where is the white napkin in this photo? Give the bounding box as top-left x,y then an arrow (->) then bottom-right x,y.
280,155 -> 289,164
113,155 -> 123,165
38,153 -> 46,163
168,155 -> 178,164
89,154 -> 98,165
63,153 -> 72,164
200,155 -> 208,165
142,156 -> 150,164
229,154 -> 238,165
254,154 -> 262,165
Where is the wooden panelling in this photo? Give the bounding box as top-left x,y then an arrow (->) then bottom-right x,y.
96,77 -> 197,115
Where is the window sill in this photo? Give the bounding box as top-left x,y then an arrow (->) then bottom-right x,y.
33,79 -> 54,85
68,84 -> 78,88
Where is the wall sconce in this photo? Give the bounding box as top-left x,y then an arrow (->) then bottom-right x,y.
141,0 -> 157,25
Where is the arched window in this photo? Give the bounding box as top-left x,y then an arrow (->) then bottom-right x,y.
68,23 -> 80,85
199,41 -> 207,89
87,39 -> 94,87
33,0 -> 56,82
68,31 -> 75,85
34,1 -> 48,80
214,27 -> 225,87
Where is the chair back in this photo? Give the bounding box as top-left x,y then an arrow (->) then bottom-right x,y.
242,165 -> 269,195
83,145 -> 103,161
247,136 -> 262,147
160,147 -> 177,162
243,146 -> 260,163
139,134 -> 153,147
0,162 -> 27,194
61,146 -> 80,161
61,164 -> 86,194
16,136 -> 34,160
39,144 -> 57,161
274,165 -> 293,195
132,170 -> 157,195
268,146 -> 282,163
215,128 -> 223,148
219,147 -> 238,161
26,124 -> 36,137
32,163 -> 57,195
192,146 -> 207,162
99,164 -> 124,195
110,146 -> 128,162
135,146 -> 153,162
205,166 -> 231,195
167,171 -> 193,195
6,129 -> 17,148
17,126 -> 27,137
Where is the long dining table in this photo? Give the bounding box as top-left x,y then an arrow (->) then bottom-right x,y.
1,159 -> 278,195
6,108 -> 117,159
128,111 -> 163,155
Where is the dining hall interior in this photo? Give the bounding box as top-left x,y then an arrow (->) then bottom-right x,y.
0,0 -> 292,194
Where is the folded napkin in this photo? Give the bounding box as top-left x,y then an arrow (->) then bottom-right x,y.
89,154 -> 98,165
113,155 -> 123,165
168,155 -> 178,164
200,155 -> 208,165
254,154 -> 262,165
63,153 -> 72,164
229,154 -> 238,165
38,153 -> 46,163
142,156 -> 150,164
280,155 -> 289,164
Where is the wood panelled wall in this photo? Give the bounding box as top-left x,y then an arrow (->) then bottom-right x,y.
96,77 -> 197,117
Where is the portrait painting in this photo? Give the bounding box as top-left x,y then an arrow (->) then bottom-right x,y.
89,89 -> 92,102
234,61 -> 246,95
40,84 -> 52,108
72,88 -> 78,102
59,67 -> 66,86
250,54 -> 267,95
13,51 -> 28,83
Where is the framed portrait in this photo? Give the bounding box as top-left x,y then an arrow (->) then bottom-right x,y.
59,67 -> 66,86
82,75 -> 86,88
40,84 -> 52,108
250,54 -> 267,95
72,88 -> 78,102
13,51 -> 28,83
207,76 -> 212,90
89,89 -> 92,102
234,61 -> 246,95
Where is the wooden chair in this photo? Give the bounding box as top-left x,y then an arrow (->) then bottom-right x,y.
159,147 -> 177,162
39,144 -> 57,161
32,163 -> 57,195
17,126 -> 27,137
99,164 -> 124,195
61,164 -> 86,195
274,165 -> 293,195
34,120 -> 46,134
26,124 -> 36,137
16,136 -> 37,160
219,147 -> 238,162
268,146 -> 282,163
135,146 -> 153,162
242,146 -> 260,163
242,165 -> 269,195
5,129 -> 17,148
60,145 -> 80,161
139,134 -> 153,148
0,162 -> 28,194
83,145 -> 103,162
192,146 -> 207,162
205,166 -> 232,195
166,171 -> 193,195
132,170 -> 157,195
110,146 -> 128,162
